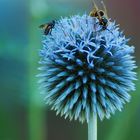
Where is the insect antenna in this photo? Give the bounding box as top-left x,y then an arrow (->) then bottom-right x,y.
101,1 -> 108,18
90,0 -> 98,10
90,0 -> 98,16
101,1 -> 107,15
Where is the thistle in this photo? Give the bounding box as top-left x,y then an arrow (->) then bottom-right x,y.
38,15 -> 137,124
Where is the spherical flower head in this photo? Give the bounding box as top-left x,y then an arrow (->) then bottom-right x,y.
38,14 -> 137,123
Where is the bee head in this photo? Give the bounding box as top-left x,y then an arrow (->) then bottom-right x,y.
95,10 -> 105,17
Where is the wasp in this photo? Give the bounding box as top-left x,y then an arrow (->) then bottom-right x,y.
89,0 -> 109,30
39,20 -> 55,35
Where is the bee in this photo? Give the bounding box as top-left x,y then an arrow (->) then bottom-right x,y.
39,20 -> 55,35
90,0 -> 109,30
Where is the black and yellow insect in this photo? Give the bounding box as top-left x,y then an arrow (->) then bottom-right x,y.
39,20 -> 55,35
90,0 -> 109,30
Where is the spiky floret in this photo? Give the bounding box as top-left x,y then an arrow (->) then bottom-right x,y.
38,15 -> 137,123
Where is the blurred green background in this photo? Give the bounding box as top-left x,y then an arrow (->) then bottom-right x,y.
0,0 -> 140,140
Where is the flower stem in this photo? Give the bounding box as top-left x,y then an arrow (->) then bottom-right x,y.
88,113 -> 97,140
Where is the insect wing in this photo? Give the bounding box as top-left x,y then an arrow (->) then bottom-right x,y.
39,24 -> 48,29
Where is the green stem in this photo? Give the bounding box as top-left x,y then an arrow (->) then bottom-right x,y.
88,113 -> 97,140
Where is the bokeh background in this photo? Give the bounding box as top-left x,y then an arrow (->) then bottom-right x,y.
0,0 -> 140,140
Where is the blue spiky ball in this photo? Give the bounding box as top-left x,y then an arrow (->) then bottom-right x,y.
38,15 -> 137,123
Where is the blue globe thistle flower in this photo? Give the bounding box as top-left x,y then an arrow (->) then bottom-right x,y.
38,15 -> 137,123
